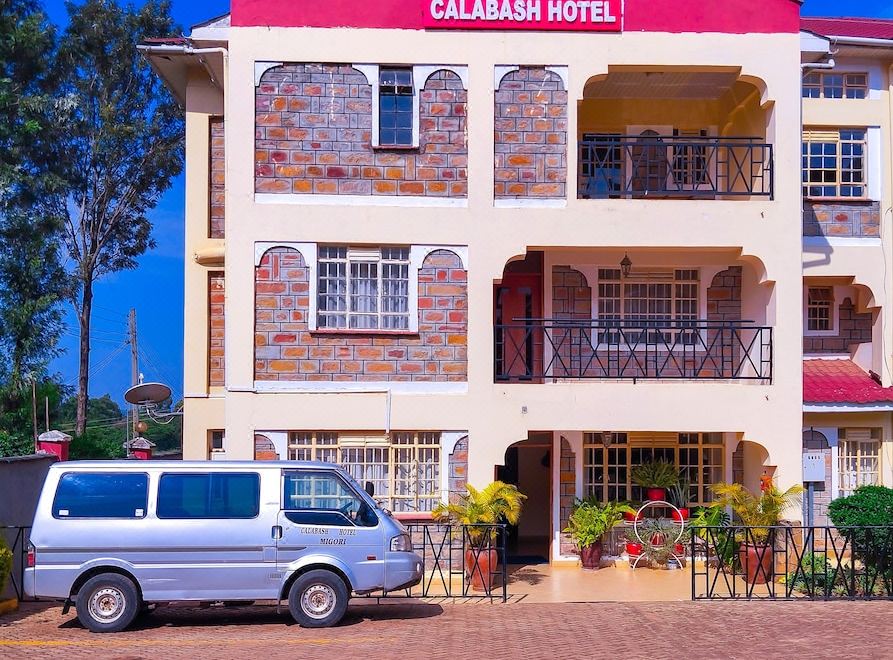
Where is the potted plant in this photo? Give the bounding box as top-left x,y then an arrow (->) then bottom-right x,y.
668,473 -> 691,522
563,500 -> 633,569
710,481 -> 803,585
622,526 -> 644,558
631,460 -> 678,502
433,481 -> 525,591
638,518 -> 681,569
622,501 -> 644,522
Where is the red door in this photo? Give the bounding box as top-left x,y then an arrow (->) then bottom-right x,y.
495,273 -> 543,381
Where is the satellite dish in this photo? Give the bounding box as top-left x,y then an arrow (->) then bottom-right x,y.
124,382 -> 172,406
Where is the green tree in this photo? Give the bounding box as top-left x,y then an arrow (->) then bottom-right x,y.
59,393 -> 126,459
52,0 -> 183,436
0,0 -> 68,392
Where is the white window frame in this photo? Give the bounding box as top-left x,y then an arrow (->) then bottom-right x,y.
802,71 -> 869,99
317,246 -> 412,331
352,64 -> 468,149
804,285 -> 840,337
209,429 -> 225,453
594,267 -> 702,350
286,431 -> 441,513
837,428 -> 881,498
802,128 -> 868,199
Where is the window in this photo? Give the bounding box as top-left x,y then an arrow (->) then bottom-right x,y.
839,428 -> 880,497
807,287 -> 834,333
802,129 -> 866,198
157,473 -> 260,519
287,431 -> 441,512
379,68 -> 414,147
671,129 -> 710,187
317,246 -> 410,330
583,433 -> 723,505
282,470 -> 377,526
209,430 -> 225,452
597,269 -> 699,345
53,472 -> 148,519
802,72 -> 868,99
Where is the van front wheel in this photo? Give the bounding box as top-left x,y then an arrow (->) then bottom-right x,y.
76,573 -> 140,633
287,570 -> 349,628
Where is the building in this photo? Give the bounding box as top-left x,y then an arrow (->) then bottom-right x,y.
141,0 -> 892,563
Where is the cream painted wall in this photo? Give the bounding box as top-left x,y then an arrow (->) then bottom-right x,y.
174,27 -> 805,505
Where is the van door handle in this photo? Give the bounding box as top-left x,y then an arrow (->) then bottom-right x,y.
272,525 -> 282,540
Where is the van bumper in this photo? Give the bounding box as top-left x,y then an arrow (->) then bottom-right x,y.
23,568 -> 35,598
384,552 -> 423,592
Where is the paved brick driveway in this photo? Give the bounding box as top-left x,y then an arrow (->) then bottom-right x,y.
2,599 -> 892,659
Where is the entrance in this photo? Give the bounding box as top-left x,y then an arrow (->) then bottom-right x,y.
495,252 -> 543,381
497,434 -> 552,563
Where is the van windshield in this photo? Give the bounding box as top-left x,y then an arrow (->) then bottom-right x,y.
282,470 -> 378,527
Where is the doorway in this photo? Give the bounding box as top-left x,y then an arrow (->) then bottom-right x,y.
497,434 -> 552,563
494,252 -> 543,381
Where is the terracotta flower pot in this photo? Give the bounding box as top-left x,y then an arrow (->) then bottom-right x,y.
580,542 -> 603,570
623,510 -> 644,522
646,488 -> 666,502
464,548 -> 498,592
671,508 -> 690,522
738,542 -> 773,585
626,542 -> 643,557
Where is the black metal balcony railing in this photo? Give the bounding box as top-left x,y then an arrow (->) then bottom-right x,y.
578,135 -> 773,199
494,319 -> 772,382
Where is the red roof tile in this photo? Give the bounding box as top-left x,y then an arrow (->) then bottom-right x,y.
803,359 -> 893,405
802,17 -> 893,40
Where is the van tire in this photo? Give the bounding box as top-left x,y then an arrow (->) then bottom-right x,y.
287,570 -> 349,628
75,573 -> 140,633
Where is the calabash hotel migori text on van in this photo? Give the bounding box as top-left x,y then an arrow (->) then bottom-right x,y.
428,0 -> 619,25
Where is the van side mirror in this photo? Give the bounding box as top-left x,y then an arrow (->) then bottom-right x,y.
364,481 -> 375,497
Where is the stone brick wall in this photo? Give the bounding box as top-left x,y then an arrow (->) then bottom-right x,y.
706,266 -> 742,323
803,201 -> 880,238
559,437 -> 576,556
254,434 -> 279,461
255,65 -> 467,197
494,67 -> 567,199
208,272 -> 225,387
209,117 -> 225,239
448,436 -> 468,502
255,248 -> 467,381
552,266 -> 591,376
804,297 -> 872,353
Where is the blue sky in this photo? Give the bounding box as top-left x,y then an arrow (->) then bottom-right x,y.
45,0 -> 893,405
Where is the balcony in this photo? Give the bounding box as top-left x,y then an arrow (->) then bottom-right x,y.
494,319 -> 773,382
578,135 -> 773,200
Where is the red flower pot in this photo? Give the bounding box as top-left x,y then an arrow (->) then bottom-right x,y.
646,488 -> 666,502
738,543 -> 773,585
626,542 -> 643,557
464,548 -> 499,592
580,542 -> 603,570
623,510 -> 644,522
674,543 -> 685,555
671,508 -> 690,522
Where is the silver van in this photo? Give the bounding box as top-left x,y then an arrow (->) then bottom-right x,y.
24,460 -> 423,632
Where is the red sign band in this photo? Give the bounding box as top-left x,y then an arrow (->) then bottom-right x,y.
423,0 -> 622,31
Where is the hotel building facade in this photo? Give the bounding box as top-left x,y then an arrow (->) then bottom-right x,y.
143,1 -> 893,562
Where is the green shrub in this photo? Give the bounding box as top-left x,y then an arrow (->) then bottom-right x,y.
0,536 -> 12,596
828,485 -> 893,569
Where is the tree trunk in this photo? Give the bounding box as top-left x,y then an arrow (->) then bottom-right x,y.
75,279 -> 93,437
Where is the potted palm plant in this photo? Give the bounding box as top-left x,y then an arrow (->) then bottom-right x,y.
631,459 -> 678,502
710,482 -> 803,584
433,481 -> 525,591
668,473 -> 691,522
563,500 -> 633,569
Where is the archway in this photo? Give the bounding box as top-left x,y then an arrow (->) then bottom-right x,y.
497,434 -> 552,562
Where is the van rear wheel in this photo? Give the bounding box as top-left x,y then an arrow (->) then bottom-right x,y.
76,573 -> 140,633
287,570 -> 349,628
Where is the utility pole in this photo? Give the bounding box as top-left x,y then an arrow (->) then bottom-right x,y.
128,309 -> 138,440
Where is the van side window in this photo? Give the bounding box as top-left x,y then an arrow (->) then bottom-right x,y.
157,473 -> 260,519
282,470 -> 377,527
53,472 -> 148,519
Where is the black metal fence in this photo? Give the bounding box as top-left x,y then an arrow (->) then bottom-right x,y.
578,135 -> 773,199
377,523 -> 508,601
692,525 -> 893,600
495,319 -> 772,382
1,526 -> 31,601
